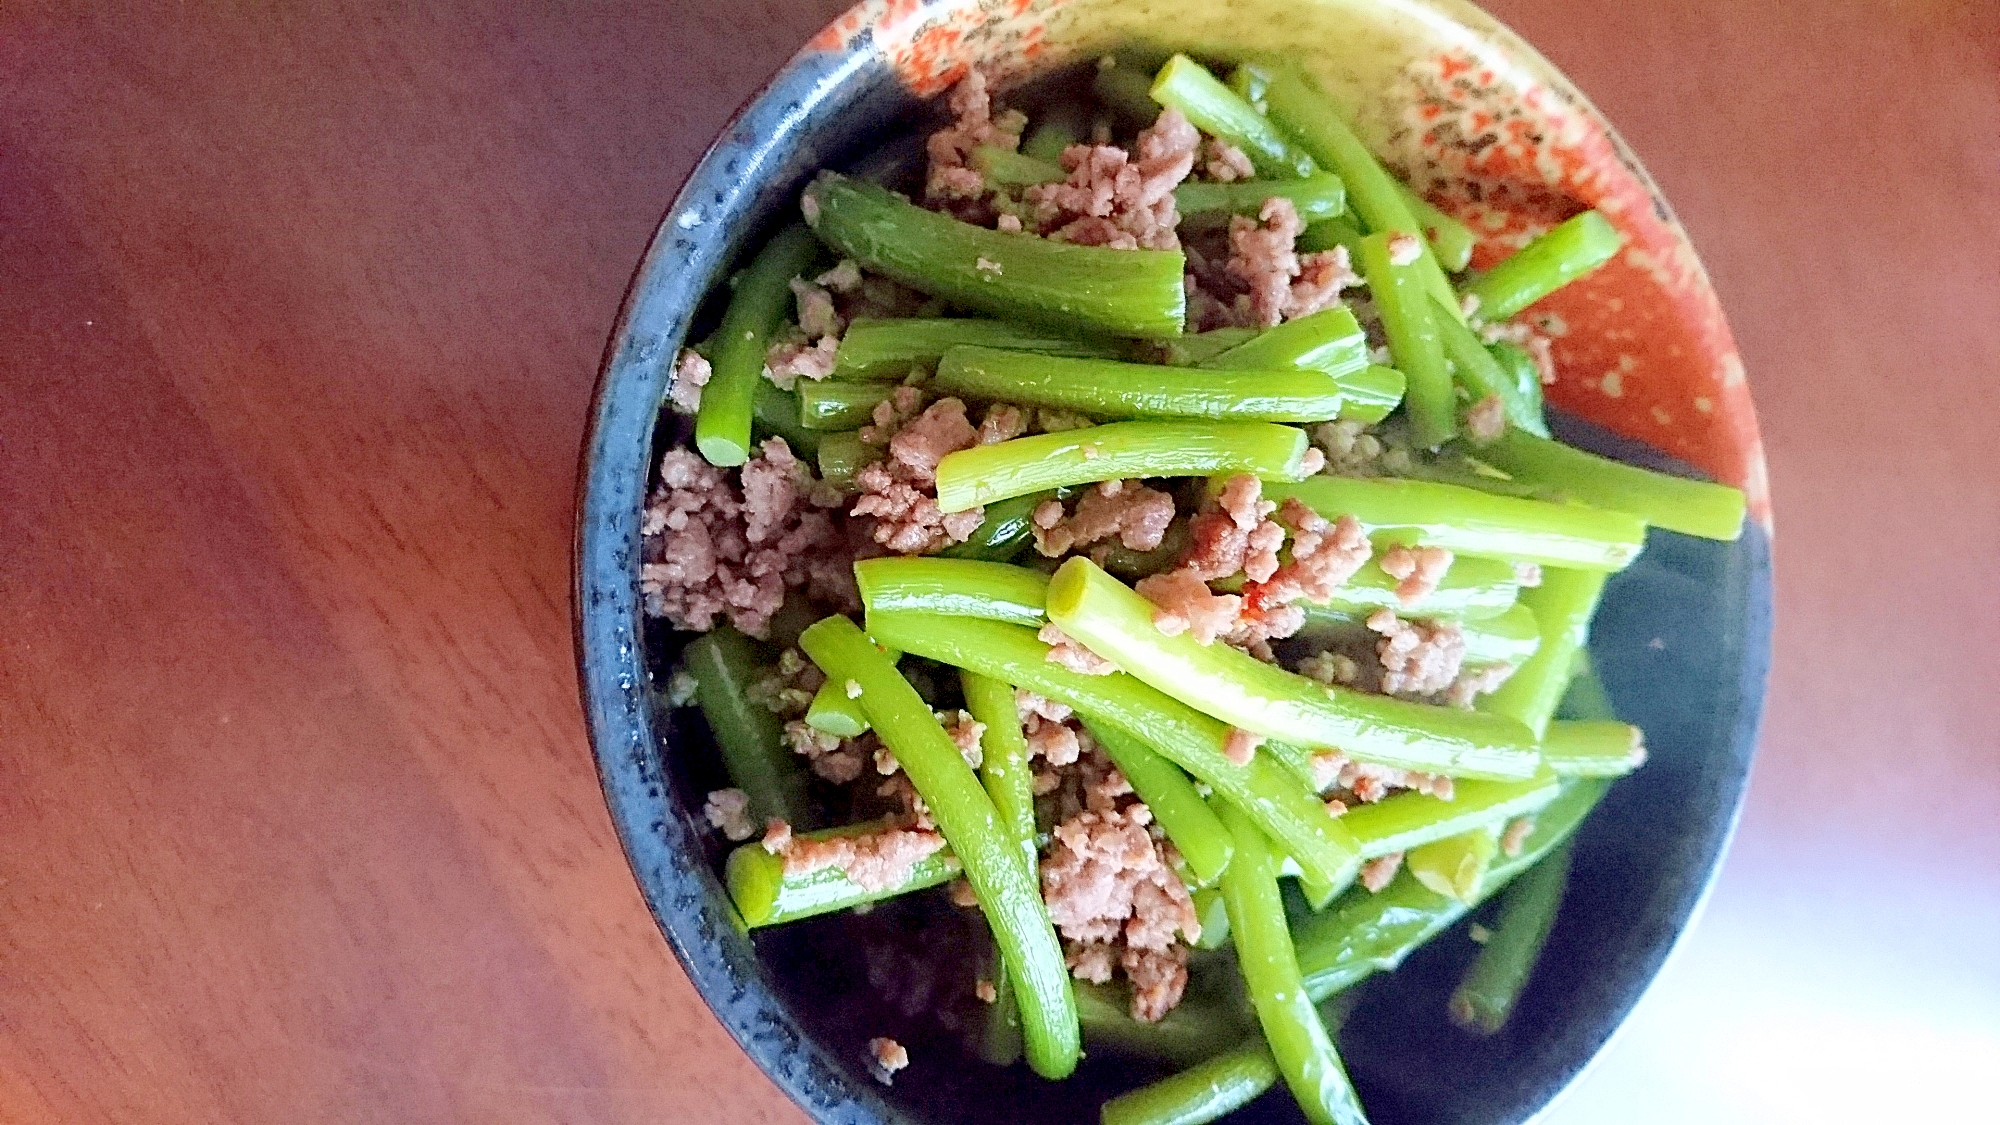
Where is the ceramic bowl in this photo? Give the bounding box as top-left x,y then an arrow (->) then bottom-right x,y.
574,2 -> 1773,1121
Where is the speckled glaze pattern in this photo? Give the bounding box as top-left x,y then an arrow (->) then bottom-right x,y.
575,3 -> 1772,1124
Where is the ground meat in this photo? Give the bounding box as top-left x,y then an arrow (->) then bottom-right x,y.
975,978 -> 999,1004
1359,851 -> 1405,893
1445,661 -> 1515,708
977,402 -> 1028,444
1017,689 -> 1074,725
816,258 -> 863,294
640,440 -> 841,637
1465,393 -> 1506,443
1066,941 -> 1117,984
1324,797 -> 1349,817
760,817 -> 793,854
888,397 -> 978,484
1254,501 -> 1372,607
1031,479 -> 1177,557
1034,407 -> 1095,433
1328,754 -> 1454,804
867,1037 -> 910,1085
941,709 -> 987,768
1180,474 -> 1278,581
1222,727 -> 1263,766
1386,232 -> 1423,266
1500,815 -> 1536,858
777,823 -> 947,892
1039,622 -> 1117,675
1297,652 -> 1361,688
876,773 -> 938,831
1023,108 -> 1198,251
1123,944 -> 1190,1023
1224,197 -> 1360,326
1369,608 -> 1470,697
748,647 -> 824,717
860,385 -> 926,444
1041,798 -> 1200,1021
1025,714 -> 1083,767
784,720 -> 868,784
948,878 -> 980,908
852,397 -> 985,553
790,276 -> 845,339
668,348 -> 710,414
925,70 -> 1026,203
1135,569 -> 1243,644
762,334 -> 839,390
1202,138 -> 1255,182
1379,544 -> 1454,606
702,788 -> 757,841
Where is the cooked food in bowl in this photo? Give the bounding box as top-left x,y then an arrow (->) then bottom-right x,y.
643,51 -> 1745,1125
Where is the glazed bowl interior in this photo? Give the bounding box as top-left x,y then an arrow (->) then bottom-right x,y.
575,2 -> 1772,1122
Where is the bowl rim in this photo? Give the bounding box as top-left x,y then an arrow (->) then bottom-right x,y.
572,3 -> 1773,1121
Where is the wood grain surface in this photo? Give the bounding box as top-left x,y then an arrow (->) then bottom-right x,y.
2,2 -> 1994,1122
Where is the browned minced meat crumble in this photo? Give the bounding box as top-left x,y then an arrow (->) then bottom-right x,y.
655,68 -> 1569,1032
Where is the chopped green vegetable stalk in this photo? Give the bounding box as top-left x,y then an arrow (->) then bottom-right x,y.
1192,886 -> 1232,951
726,818 -> 963,926
1095,57 -> 1165,124
1556,652 -> 1617,722
803,645 -> 903,738
1357,230 -> 1455,448
681,628 -> 813,826
796,379 -> 891,431
855,557 -> 1052,627
1298,216 -> 1364,260
1226,61 -> 1273,112
1394,178 -> 1476,272
802,173 -> 1187,339
1100,1039 -> 1279,1125
1339,768 -> 1560,859
835,317 -> 1127,381
695,224 -> 824,466
1540,719 -> 1646,778
1261,67 -> 1461,320
1259,475 -> 1648,571
797,615 -> 1080,1079
1089,723 -> 1235,886
752,383 -> 824,454
1407,825 -> 1500,904
860,612 -> 1363,889
1293,778 -> 1608,1000
938,490 -> 1053,562
934,346 -> 1355,424
1150,55 -> 1318,179
1076,980 -> 1253,1066
1476,429 -> 1748,541
936,421 -> 1311,513
964,671 -> 1039,865
1449,842 -> 1573,1034
1152,328 -> 1260,366
1433,295 -> 1550,438
1044,558 -> 1543,780
1022,113 -> 1082,164
1478,567 -> 1608,738
1459,602 -> 1542,668
1466,210 -> 1625,321
814,429 -> 871,490
1199,306 -> 1369,380
1213,801 -> 1369,1125
1175,174 -> 1347,223
975,949 -> 1024,1066
974,144 -> 1065,186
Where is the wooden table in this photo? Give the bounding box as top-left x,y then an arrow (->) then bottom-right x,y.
4,2 -> 1995,1121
